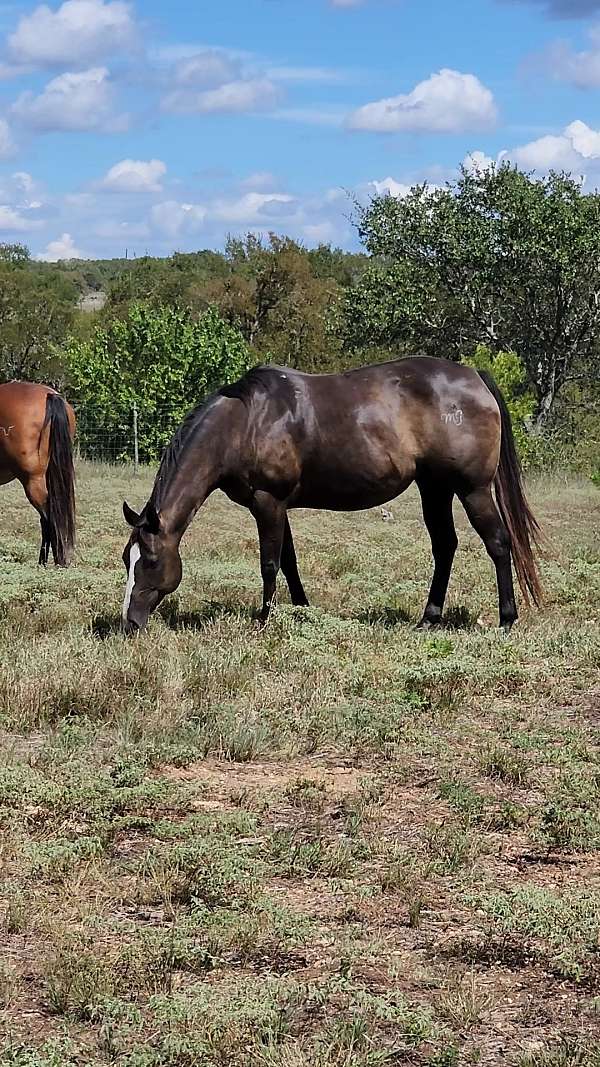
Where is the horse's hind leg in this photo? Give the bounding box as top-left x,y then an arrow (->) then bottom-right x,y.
251,492 -> 287,625
281,516 -> 309,607
22,475 -> 51,566
460,485 -> 517,631
417,482 -> 457,629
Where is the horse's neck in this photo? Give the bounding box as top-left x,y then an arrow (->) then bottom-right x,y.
158,400 -> 239,535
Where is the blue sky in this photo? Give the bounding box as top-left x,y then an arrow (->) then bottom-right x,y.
1,0 -> 600,259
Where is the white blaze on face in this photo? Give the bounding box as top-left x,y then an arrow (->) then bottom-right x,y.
122,542 -> 141,626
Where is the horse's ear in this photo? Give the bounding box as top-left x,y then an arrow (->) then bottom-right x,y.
144,501 -> 161,535
123,501 -> 140,527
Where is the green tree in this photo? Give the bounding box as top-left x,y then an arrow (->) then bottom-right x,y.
0,250 -> 76,382
339,166 -> 600,426
63,303 -> 252,463
0,242 -> 31,266
203,233 -> 344,371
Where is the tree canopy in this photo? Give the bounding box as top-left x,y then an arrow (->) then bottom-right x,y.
338,166 -> 600,425
64,304 -> 252,463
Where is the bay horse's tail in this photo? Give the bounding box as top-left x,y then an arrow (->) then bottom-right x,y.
44,393 -> 75,566
478,370 -> 542,607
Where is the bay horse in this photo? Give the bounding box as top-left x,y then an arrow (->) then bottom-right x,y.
121,356 -> 541,634
0,382 -> 76,566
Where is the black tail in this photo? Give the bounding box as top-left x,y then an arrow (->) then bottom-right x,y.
44,393 -> 75,567
478,370 -> 542,607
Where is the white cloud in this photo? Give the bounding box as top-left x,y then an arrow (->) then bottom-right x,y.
163,76 -> 280,115
459,151 -> 493,173
0,117 -> 15,158
64,191 -> 97,210
12,67 -> 127,132
36,232 -> 83,260
239,171 -> 279,191
101,158 -> 167,193
174,50 -> 239,89
499,119 -> 600,172
370,176 -> 412,198
0,204 -> 41,232
212,191 -> 296,224
12,171 -> 35,194
160,46 -> 282,115
147,189 -> 297,242
348,68 -> 497,134
463,120 -> 600,187
462,150 -> 495,173
0,61 -> 28,80
150,200 -> 206,239
93,218 -> 150,241
8,0 -> 135,67
0,171 -> 46,213
303,220 -> 338,243
547,39 -> 600,88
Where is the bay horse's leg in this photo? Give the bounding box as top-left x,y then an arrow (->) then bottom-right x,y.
22,475 -> 51,566
460,485 -> 517,631
281,516 -> 309,607
251,492 -> 287,625
417,482 -> 457,629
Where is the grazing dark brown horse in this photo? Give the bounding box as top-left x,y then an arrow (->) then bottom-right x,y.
121,356 -> 541,634
0,381 -> 76,566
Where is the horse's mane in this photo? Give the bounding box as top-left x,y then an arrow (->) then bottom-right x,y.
150,365 -> 278,509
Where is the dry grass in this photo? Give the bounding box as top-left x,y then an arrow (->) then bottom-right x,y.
1,464 -> 600,1065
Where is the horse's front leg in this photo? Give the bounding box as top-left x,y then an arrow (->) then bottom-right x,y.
251,492 -> 287,626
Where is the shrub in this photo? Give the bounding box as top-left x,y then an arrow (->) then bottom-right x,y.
63,303 -> 252,463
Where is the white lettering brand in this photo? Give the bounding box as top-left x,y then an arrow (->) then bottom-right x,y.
122,543 -> 141,626
441,409 -> 464,426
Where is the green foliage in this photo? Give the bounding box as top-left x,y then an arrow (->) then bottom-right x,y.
203,233 -> 348,372
340,166 -> 600,424
0,242 -> 31,266
0,252 -> 76,382
63,303 -> 252,462
462,345 -> 537,465
471,885 -> 600,983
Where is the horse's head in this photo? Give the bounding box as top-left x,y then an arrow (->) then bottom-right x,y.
121,500 -> 183,634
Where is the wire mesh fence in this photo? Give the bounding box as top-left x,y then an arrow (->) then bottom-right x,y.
74,406 -> 178,468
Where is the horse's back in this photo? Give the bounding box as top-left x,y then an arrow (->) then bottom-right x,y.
261,355 -> 500,467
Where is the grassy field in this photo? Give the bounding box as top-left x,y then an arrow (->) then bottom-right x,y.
1,464 -> 600,1066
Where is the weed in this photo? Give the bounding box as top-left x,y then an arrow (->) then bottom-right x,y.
424,822 -> 482,874
479,745 -> 529,785
519,1041 -> 600,1066
436,971 -> 493,1029
284,777 -> 328,812
438,779 -> 487,823
467,886 -> 600,984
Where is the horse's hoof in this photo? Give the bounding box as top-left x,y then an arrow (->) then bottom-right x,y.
416,617 -> 440,631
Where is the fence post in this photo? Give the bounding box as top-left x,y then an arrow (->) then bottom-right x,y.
133,402 -> 139,474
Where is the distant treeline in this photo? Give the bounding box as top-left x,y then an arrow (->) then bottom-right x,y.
3,165 -> 600,470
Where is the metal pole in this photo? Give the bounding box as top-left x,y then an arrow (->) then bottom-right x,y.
133,402 -> 139,474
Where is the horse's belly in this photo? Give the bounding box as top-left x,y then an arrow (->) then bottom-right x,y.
293,465 -> 412,511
